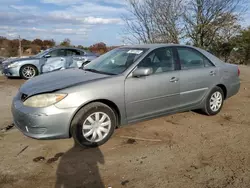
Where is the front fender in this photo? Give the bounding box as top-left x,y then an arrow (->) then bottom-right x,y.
18,60 -> 41,74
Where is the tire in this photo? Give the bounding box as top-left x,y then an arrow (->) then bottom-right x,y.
71,102 -> 116,148
20,65 -> 38,79
203,86 -> 224,116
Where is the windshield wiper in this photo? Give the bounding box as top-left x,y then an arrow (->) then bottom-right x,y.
83,68 -> 117,75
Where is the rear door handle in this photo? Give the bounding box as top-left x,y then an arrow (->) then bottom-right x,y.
210,71 -> 216,76
170,77 -> 179,82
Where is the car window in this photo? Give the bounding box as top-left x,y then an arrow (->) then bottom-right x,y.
177,47 -> 213,70
204,58 -> 214,67
138,47 -> 175,74
85,48 -> 148,75
48,49 -> 66,57
66,49 -> 82,56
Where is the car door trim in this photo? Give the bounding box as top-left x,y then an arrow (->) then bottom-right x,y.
180,87 -> 208,95
128,93 -> 180,104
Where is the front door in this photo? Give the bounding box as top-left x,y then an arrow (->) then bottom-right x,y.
176,47 -> 219,108
125,47 -> 180,122
41,49 -> 66,73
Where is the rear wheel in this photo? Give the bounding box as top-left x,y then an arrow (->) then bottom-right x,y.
71,102 -> 116,147
203,86 -> 224,116
20,65 -> 38,79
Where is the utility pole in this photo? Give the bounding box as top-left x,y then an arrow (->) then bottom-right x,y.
18,35 -> 22,57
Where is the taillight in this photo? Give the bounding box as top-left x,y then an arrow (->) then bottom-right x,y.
238,67 -> 240,76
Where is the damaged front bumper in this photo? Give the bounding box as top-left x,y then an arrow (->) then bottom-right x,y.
11,95 -> 77,140
1,65 -> 20,77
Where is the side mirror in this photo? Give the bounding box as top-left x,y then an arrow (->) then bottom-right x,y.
44,54 -> 51,58
132,67 -> 153,77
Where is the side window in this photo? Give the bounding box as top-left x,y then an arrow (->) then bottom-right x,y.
48,49 -> 65,57
48,50 -> 58,57
66,49 -> 81,56
138,47 -> 175,74
204,58 -> 214,67
177,47 -> 213,70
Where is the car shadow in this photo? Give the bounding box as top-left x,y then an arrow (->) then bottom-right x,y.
192,109 -> 207,115
55,142 -> 105,188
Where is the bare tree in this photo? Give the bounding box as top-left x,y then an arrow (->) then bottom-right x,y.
208,14 -> 241,62
123,0 -> 184,44
184,0 -> 245,49
151,0 -> 184,43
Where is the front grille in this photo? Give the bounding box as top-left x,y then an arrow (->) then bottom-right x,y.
21,93 -> 28,102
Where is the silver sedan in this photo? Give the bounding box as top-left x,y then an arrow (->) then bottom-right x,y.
2,47 -> 97,79
12,44 -> 240,147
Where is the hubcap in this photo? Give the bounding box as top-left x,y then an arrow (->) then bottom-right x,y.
22,66 -> 36,79
82,112 -> 111,142
210,91 -> 222,112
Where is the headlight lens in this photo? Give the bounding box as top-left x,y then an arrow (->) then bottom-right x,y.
23,93 -> 67,107
8,62 -> 19,68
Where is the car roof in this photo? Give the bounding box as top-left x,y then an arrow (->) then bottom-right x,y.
49,46 -> 85,51
120,43 -> 194,49
119,43 -> 225,66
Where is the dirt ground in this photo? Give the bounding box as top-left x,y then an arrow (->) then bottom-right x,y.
1,65 -> 250,188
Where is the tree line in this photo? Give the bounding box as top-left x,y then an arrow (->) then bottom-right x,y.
0,37 -> 117,57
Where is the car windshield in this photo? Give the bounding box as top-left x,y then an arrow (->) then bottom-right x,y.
32,49 -> 51,58
84,48 -> 148,75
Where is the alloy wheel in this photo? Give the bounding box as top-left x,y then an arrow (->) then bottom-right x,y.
22,66 -> 36,79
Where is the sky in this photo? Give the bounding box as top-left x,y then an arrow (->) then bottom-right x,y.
0,0 -> 250,46
0,0 -> 129,46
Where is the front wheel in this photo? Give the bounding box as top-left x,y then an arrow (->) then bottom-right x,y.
203,86 -> 224,116
20,65 -> 38,79
71,102 -> 116,147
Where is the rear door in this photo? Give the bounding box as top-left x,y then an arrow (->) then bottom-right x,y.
64,49 -> 83,68
176,47 -> 219,109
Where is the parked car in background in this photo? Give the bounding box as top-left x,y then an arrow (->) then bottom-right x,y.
0,56 -> 6,64
12,44 -> 240,147
2,47 -> 97,79
0,57 -> 6,74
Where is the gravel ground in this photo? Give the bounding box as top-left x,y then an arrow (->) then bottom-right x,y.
0,65 -> 250,188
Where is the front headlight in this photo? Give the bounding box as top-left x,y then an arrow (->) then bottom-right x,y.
23,93 -> 67,107
8,62 -> 19,68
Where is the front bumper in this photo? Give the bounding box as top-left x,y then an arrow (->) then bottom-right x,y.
12,97 -> 77,140
1,65 -> 20,77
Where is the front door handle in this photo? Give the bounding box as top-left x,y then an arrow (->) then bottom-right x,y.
210,71 -> 216,76
170,77 -> 179,82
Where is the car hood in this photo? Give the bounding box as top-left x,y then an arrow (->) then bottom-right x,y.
19,68 -> 110,96
3,57 -> 37,65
